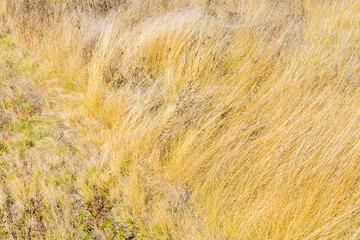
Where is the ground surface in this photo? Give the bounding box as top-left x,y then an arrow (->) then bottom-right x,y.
0,33 -> 144,239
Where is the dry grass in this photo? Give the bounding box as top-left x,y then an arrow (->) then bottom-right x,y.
1,0 -> 360,239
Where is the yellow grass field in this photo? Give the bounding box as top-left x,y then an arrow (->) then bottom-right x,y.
1,0 -> 360,239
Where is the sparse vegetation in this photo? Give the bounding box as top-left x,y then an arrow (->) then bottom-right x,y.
1,0 -> 360,239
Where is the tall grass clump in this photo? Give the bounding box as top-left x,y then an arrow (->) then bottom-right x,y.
2,0 -> 360,239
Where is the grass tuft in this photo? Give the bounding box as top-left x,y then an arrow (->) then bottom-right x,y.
1,0 -> 360,239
